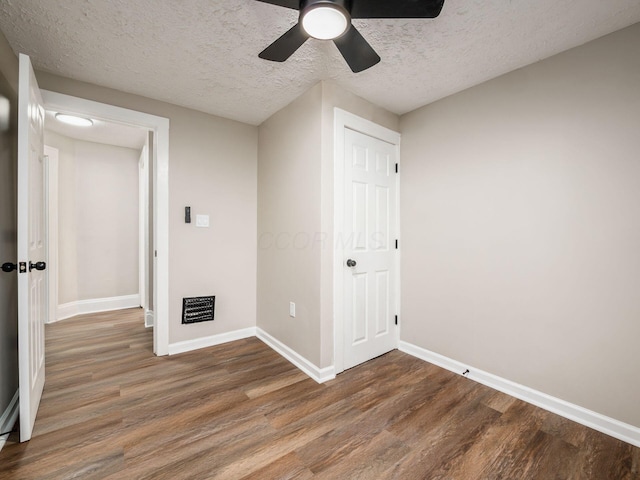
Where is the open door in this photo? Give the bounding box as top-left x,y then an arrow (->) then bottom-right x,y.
17,53 -> 47,442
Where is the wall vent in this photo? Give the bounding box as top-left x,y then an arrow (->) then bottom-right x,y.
182,296 -> 215,324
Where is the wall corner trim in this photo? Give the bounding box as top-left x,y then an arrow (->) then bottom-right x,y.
168,327 -> 256,356
398,341 -> 640,448
0,390 -> 19,452
56,294 -> 141,322
256,328 -> 336,384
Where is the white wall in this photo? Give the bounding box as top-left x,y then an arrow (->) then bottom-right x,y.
37,73 -> 258,344
400,23 -> 640,428
45,132 -> 140,305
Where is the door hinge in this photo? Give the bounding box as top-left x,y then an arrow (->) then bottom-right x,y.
395,163 -> 398,173
19,262 -> 27,273
395,315 -> 398,325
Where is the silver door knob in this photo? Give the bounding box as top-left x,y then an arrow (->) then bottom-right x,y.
346,259 -> 356,267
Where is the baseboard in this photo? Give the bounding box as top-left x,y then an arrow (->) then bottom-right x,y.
168,327 -> 335,384
256,328 -> 336,384
168,327 -> 257,355
0,390 -> 19,453
144,310 -> 154,328
56,294 -> 141,321
399,341 -> 640,448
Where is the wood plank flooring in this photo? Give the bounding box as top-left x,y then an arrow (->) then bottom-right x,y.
1,308 -> 638,479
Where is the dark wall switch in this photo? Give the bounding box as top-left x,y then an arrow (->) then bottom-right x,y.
185,206 -> 191,223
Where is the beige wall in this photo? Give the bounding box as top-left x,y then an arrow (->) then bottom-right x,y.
257,81 -> 399,369
0,29 -> 18,419
319,82 -> 400,367
37,72 -> 258,344
45,132 -> 140,304
400,23 -> 640,427
257,83 -> 323,365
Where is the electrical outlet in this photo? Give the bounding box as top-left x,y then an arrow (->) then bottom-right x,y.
289,302 -> 295,318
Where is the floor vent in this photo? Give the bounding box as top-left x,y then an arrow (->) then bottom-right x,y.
182,296 -> 215,324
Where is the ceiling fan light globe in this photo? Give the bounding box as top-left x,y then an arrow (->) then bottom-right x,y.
302,6 -> 348,40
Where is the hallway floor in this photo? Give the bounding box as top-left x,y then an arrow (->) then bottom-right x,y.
0,308 -> 638,479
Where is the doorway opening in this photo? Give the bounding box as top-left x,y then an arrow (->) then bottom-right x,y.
44,112 -> 151,329
41,90 -> 169,355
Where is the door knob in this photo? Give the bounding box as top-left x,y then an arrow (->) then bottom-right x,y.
1,262 -> 17,273
29,261 -> 46,272
346,259 -> 357,267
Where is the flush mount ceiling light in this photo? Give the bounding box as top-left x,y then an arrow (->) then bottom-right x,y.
55,113 -> 94,127
301,4 -> 349,40
257,0 -> 446,73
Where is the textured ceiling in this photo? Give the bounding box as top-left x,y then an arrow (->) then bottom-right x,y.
1,0 -> 640,126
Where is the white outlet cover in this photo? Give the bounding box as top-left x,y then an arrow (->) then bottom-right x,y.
196,214 -> 210,228
289,302 -> 295,318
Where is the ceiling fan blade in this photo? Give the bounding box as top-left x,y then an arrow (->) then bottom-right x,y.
259,23 -> 309,62
254,0 -> 300,10
350,0 -> 445,19
333,26 -> 380,73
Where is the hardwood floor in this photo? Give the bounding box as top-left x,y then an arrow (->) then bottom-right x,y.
1,308 -> 638,479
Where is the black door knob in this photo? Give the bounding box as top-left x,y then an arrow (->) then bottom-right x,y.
346,259 -> 357,267
29,261 -> 46,272
1,262 -> 17,273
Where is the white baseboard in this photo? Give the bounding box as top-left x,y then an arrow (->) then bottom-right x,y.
399,341 -> 640,448
167,326 -> 335,384
0,390 -> 19,452
256,328 -> 336,384
56,294 -> 141,321
144,310 -> 154,328
168,327 -> 257,355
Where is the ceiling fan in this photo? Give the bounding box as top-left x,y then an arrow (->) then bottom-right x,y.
256,0 -> 446,73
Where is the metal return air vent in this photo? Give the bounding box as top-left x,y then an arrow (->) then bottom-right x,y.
182,296 -> 215,324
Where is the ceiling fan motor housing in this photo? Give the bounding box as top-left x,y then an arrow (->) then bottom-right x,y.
300,0 -> 351,21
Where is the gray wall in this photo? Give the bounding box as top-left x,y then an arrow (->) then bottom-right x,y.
0,30 -> 18,422
45,132 -> 140,305
37,72 -> 258,345
400,23 -> 640,428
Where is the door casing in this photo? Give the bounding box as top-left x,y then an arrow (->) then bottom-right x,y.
41,90 -> 170,356
333,108 -> 401,374
44,145 -> 58,325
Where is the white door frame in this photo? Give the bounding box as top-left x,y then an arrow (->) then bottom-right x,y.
333,108 -> 401,374
138,143 -> 149,314
41,90 -> 170,356
44,145 -> 58,325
